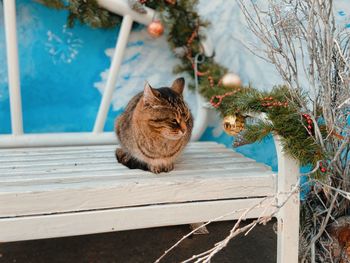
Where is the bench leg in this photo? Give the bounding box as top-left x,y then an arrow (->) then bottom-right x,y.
274,135 -> 300,263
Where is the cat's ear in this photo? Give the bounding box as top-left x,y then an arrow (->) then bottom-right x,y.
171,77 -> 185,95
143,82 -> 159,103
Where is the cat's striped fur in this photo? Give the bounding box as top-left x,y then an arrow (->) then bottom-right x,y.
115,78 -> 193,174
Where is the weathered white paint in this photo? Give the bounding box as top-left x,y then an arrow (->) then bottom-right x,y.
274,135 -> 300,263
0,132 -> 116,148
191,93 -> 209,141
0,163 -> 269,178
3,0 -> 23,135
0,198 -> 274,242
0,136 -> 300,263
93,14 -> 134,133
0,143 -> 275,217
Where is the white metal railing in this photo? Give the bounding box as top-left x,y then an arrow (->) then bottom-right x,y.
3,0 -> 23,135
0,0 -> 209,148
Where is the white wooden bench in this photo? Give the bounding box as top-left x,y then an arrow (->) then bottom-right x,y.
0,0 -> 300,262
0,141 -> 273,239
0,138 -> 299,262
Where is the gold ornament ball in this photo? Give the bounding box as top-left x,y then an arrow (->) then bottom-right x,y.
222,114 -> 245,136
222,73 -> 242,88
147,20 -> 164,38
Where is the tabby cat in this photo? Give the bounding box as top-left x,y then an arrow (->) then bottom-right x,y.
115,78 -> 193,174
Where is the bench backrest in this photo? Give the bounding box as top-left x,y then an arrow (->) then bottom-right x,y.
0,0 -> 208,148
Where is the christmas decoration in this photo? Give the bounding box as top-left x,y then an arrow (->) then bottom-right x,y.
260,96 -> 288,108
38,0 -> 326,168
36,0 -> 121,28
207,76 -> 214,88
221,73 -> 242,88
210,90 -> 239,108
147,20 -> 164,38
202,84 -> 326,167
222,114 -> 245,136
302,114 -> 313,133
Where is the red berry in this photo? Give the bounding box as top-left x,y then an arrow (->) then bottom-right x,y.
321,167 -> 327,173
307,119 -> 312,124
308,125 -> 312,129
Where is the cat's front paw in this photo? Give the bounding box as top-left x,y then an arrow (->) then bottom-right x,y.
149,164 -> 174,174
149,166 -> 162,174
115,148 -> 130,164
162,163 -> 174,173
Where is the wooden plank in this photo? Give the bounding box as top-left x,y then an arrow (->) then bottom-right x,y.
0,132 -> 117,149
0,152 -> 246,168
0,173 -> 274,195
0,198 -> 275,242
0,151 -> 242,163
0,141 -> 221,155
0,146 -> 230,160
0,173 -> 275,217
0,169 -> 274,191
0,157 -> 266,175
0,161 -> 270,183
0,167 -> 272,188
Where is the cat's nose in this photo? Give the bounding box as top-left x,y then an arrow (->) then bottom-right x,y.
180,122 -> 187,132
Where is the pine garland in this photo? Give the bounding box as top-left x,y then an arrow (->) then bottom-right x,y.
38,0 -> 326,170
209,84 -> 325,167
36,0 -> 121,28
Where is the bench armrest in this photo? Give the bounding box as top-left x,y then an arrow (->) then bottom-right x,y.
273,134 -> 300,263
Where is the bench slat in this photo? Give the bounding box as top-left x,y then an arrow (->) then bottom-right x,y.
0,166 -> 272,187
0,171 -> 275,217
0,198 -> 274,242
0,142 -> 275,218
0,141 -> 220,155
0,157 -> 263,174
0,151 -> 242,163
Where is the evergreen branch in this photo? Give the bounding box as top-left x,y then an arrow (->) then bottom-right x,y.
242,121 -> 274,144
35,0 -> 66,9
